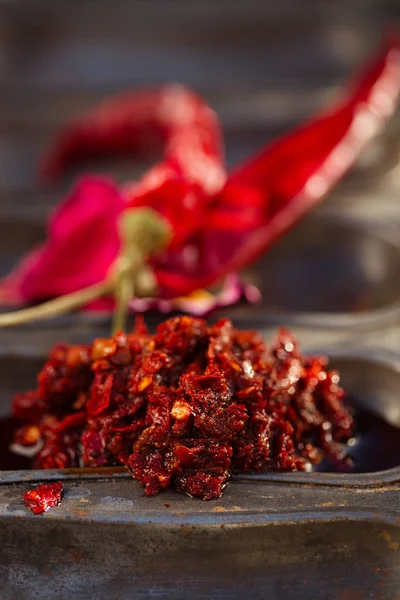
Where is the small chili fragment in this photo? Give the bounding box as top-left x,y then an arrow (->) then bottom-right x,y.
24,481 -> 64,515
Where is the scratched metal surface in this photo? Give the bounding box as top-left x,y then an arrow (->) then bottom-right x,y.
1,348 -> 400,600
0,1 -> 399,599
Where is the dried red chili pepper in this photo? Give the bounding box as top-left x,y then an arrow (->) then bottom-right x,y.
12,316 -> 355,500
0,85 -> 227,317
24,481 -> 64,514
40,84 -> 226,249
0,41 -> 399,321
153,38 -> 400,296
39,84 -> 225,188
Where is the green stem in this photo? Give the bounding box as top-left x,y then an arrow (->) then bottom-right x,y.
0,279 -> 114,328
111,263 -> 136,335
110,207 -> 171,334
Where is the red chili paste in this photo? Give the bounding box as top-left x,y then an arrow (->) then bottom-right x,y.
13,317 -> 354,499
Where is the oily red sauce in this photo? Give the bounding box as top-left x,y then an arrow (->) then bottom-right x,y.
316,407 -> 400,474
9,316 -> 356,500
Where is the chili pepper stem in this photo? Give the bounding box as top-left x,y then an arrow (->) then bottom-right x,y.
0,279 -> 114,328
111,257 -> 141,335
111,207 -> 172,334
112,275 -> 131,334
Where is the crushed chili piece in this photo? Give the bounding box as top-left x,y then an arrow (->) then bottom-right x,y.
12,317 -> 355,499
24,481 -> 64,514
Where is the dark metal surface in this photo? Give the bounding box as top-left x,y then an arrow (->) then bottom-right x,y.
0,348 -> 399,599
239,214 -> 400,323
0,1 -> 399,599
1,487 -> 400,600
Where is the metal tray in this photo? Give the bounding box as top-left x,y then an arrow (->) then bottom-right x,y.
0,1 -> 399,599
0,347 -> 399,600
237,214 -> 400,323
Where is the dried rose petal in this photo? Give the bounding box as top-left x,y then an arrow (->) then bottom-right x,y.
129,274 -> 261,316
0,176 -> 124,304
24,481 -> 64,515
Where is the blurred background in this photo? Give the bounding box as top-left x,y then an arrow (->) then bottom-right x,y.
0,7 -> 399,594
0,0 -> 399,353
0,1 -> 399,213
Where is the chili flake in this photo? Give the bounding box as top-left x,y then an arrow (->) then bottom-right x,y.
24,481 -> 64,515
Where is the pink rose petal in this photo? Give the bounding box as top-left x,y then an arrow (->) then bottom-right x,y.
129,274 -> 261,317
0,176 -> 124,303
